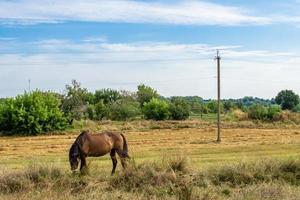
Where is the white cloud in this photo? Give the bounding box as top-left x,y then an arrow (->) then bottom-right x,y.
0,39 -> 299,98
0,0 -> 271,26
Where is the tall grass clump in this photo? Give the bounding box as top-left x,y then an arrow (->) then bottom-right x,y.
110,156 -> 195,198
0,165 -> 88,195
209,158 -> 300,187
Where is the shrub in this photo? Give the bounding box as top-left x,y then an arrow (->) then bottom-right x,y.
94,100 -> 110,120
248,104 -> 282,121
248,104 -> 268,120
137,84 -> 159,107
61,80 -> 90,121
143,98 -> 169,120
109,99 -> 141,121
169,97 -> 190,120
292,104 -> 300,113
267,105 -> 282,120
86,104 -> 96,120
0,91 -> 68,135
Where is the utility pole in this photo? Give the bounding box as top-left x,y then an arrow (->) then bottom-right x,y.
215,50 -> 221,142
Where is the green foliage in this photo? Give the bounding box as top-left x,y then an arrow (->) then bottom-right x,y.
223,100 -> 237,112
94,89 -> 121,104
275,90 -> 300,110
143,98 -> 169,120
137,84 -> 159,107
61,80 -> 90,121
86,104 -> 96,120
248,104 -> 268,120
109,99 -> 141,121
248,104 -> 282,120
267,105 -> 282,120
94,100 -> 110,120
169,97 -> 190,120
207,100 -> 224,113
0,91 -> 68,135
187,96 -> 208,116
292,104 -> 300,113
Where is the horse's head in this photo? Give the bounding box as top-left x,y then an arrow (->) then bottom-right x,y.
69,143 -> 80,171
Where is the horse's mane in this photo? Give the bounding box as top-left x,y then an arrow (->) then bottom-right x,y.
75,130 -> 89,146
70,130 -> 89,157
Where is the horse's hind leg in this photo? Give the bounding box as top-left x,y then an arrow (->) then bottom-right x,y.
116,150 -> 127,169
110,149 -> 117,175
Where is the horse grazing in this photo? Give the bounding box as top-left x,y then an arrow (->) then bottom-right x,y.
69,130 -> 130,175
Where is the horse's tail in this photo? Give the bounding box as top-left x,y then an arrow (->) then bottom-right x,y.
120,133 -> 130,158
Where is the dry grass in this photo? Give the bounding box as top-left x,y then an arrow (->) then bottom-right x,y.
1,158 -> 300,200
1,119 -> 300,199
1,119 -> 300,171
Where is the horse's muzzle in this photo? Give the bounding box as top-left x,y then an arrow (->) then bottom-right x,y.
71,166 -> 77,171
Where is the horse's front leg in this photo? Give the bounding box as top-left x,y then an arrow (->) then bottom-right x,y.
80,155 -> 87,171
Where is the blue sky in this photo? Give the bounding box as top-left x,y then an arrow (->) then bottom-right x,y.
1,0 -> 300,98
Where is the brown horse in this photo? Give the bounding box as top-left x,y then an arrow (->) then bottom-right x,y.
69,130 -> 130,175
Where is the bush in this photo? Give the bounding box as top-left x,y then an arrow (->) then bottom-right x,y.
143,98 -> 169,120
169,97 -> 190,120
94,100 -> 110,120
86,104 -> 96,120
248,104 -> 282,121
137,84 -> 159,107
0,91 -> 68,135
292,104 -> 300,113
267,105 -> 282,120
61,80 -> 90,121
109,99 -> 141,121
248,104 -> 268,120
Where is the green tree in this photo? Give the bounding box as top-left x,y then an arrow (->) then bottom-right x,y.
275,90 -> 299,110
143,98 -> 169,120
109,99 -> 141,121
86,104 -> 96,120
137,84 -> 159,107
61,80 -> 90,121
223,100 -> 236,112
94,100 -> 110,120
94,89 -> 121,104
0,91 -> 68,135
169,97 -> 190,120
207,100 -> 224,113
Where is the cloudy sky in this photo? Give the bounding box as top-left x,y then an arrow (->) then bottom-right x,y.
1,0 -> 300,99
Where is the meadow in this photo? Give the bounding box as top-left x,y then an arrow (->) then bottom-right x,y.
1,119 -> 300,199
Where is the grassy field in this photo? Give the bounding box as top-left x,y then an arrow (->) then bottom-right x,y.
1,119 -> 300,199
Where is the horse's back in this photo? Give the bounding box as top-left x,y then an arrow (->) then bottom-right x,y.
84,131 -> 123,156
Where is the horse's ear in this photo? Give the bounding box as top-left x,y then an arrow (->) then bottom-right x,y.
81,130 -> 89,135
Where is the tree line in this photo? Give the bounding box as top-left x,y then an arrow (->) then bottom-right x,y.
0,80 -> 299,135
